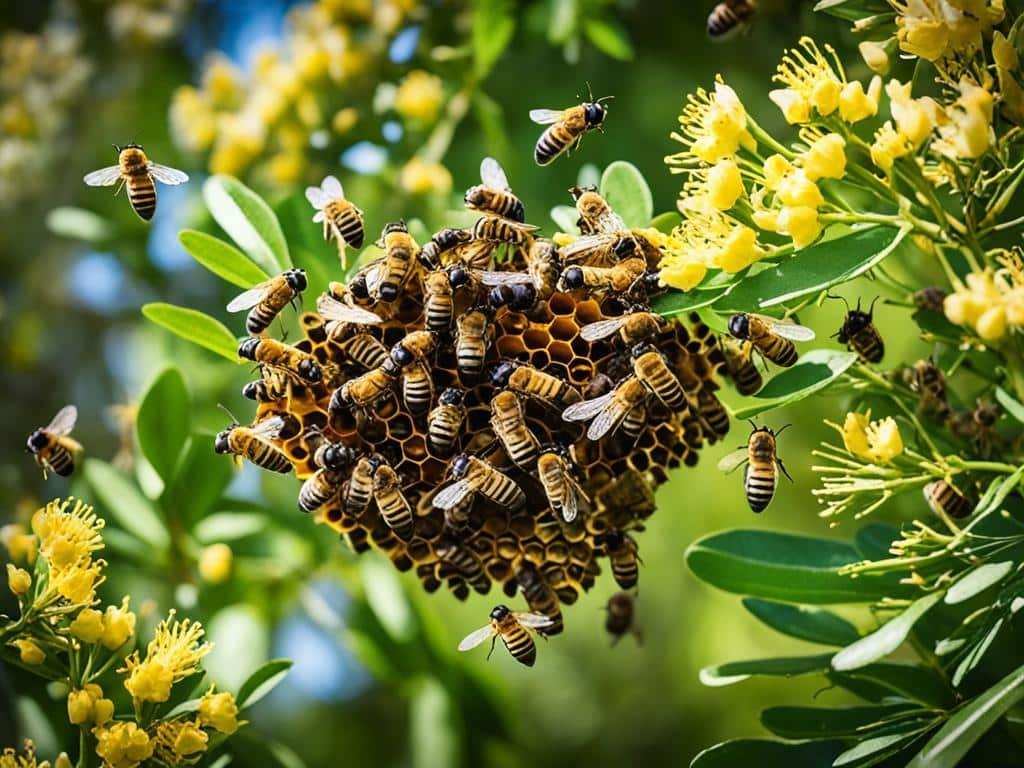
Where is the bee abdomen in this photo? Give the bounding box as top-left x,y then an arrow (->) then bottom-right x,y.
734,364 -> 763,396
49,445 -> 75,477
333,210 -> 365,248
425,297 -> 454,331
403,370 -> 433,414
128,176 -> 157,221
299,472 -> 337,513
535,124 -> 572,166
925,480 -> 972,519
502,625 -> 537,666
378,497 -> 415,541
247,302 -> 278,335
611,559 -> 638,589
250,444 -> 293,474
745,463 -> 777,513
851,327 -> 885,363
762,337 -> 798,367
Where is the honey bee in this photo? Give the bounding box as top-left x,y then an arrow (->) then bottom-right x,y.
914,287 -> 947,312
457,604 -> 554,666
388,331 -> 439,414
580,310 -> 664,346
373,464 -> 415,541
238,337 -> 322,384
950,400 -> 1000,457
491,361 -> 582,408
536,449 -> 589,523
602,530 -> 639,589
530,93 -> 613,166
569,185 -> 626,235
419,228 -> 474,267
298,442 -> 358,514
455,307 -> 493,381
471,215 -> 538,246
435,538 -> 491,593
242,366 -> 293,403
227,269 -> 308,335
631,344 -> 687,410
490,390 -> 541,470
330,357 -> 400,413
605,591 -> 641,646
334,332 -> 391,371
727,313 -> 815,368
558,256 -> 647,297
306,175 -> 364,267
697,389 -> 731,439
905,358 -> 951,420
83,143 -> 188,221
707,0 -> 756,41
214,416 -> 292,474
428,387 -> 466,455
720,336 -> 763,396
924,479 -> 973,520
27,405 -> 81,478
344,454 -> 382,514
559,233 -> 639,269
830,295 -> 884,363
464,157 -> 525,222
525,239 -> 562,299
718,423 -> 792,513
515,561 -> 563,635
432,454 -> 526,511
423,268 -> 458,332
369,222 -> 419,302
562,375 -> 649,441
594,469 -> 656,518
488,282 -> 539,313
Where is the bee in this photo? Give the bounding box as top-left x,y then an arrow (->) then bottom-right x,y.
455,307 -> 493,381
214,416 -> 292,474
558,256 -> 647,296
464,157 -> 525,222
950,400 -> 1000,457
344,454 -> 382,514
83,143 -> 188,221
373,464 -> 415,541
720,336 -> 763,396
306,175 -> 364,267
490,362 -> 582,408
238,337 -> 322,384
562,376 -> 649,441
924,480 -> 973,520
529,93 -> 613,166
830,295 -> 884,364
389,331 -> 438,414
525,239 -> 562,299
602,530 -> 640,589
330,358 -> 400,413
569,185 -> 626,235
435,538 -> 491,593
490,390 -> 541,469
457,604 -> 554,666
718,423 -> 792,513
697,389 -> 731,439
905,358 -> 951,420
334,332 -> 390,371
432,454 -> 526,511
707,0 -> 756,41
488,282 -> 539,313
227,269 -> 308,335
27,405 -> 81,478
727,313 -> 815,368
316,293 -> 383,333
605,591 -> 641,646
515,562 -> 563,635
631,344 -> 687,410
298,442 -> 358,514
580,310 -> 664,346
423,268 -> 458,332
419,228 -> 474,267
428,387 -> 466,455
914,287 -> 947,312
242,367 -> 293,403
471,215 -> 538,246
369,221 -> 419,302
594,469 -> 656,518
537,449 -> 589,523
560,233 -> 639,269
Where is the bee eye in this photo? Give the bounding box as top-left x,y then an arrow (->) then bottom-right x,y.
214,432 -> 230,454
448,267 -> 468,287
299,359 -> 322,382
379,285 -> 399,302
392,346 -> 413,366
563,267 -> 584,288
242,382 -> 259,400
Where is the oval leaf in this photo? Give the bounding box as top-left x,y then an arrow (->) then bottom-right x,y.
136,368 -> 190,482
762,704 -> 923,740
237,658 -> 293,709
600,161 -> 653,228
834,732 -> 920,767
472,0 -> 515,78
832,592 -> 943,671
653,286 -> 731,317
995,386 -> 1024,425
83,459 -> 170,550
742,598 -> 860,646
691,739 -> 844,768
179,230 -> 270,289
582,18 -> 634,60
143,303 -> 240,362
831,662 -> 952,707
203,175 -> 290,274
733,349 -> 859,419
701,653 -> 833,687
945,561 -> 1015,605
649,211 -> 682,234
193,513 -> 269,544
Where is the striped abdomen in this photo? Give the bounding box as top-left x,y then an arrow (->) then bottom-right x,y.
337,333 -> 389,370
499,619 -> 538,666
535,123 -> 579,166
850,325 -> 885,364
127,173 -> 157,221
472,216 -> 532,245
246,288 -> 293,335
298,470 -> 341,513
478,471 -> 525,508
373,467 -> 415,541
402,364 -> 434,414
510,368 -> 581,406
344,458 -> 376,513
754,335 -> 798,367
635,353 -> 686,409
708,1 -> 754,39
729,357 -> 762,395
42,440 -> 75,477
517,566 -> 563,635
698,390 -> 730,439
609,548 -> 639,589
324,199 -> 365,248
441,546 -> 490,593
424,282 -> 455,331
925,480 -> 972,520
428,404 -> 463,454
621,404 -> 647,440
490,191 -> 525,222
745,439 -> 777,513
240,435 -> 292,474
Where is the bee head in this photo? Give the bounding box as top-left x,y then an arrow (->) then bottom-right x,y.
603,530 -> 624,550
568,185 -> 597,201
241,381 -> 263,400
583,101 -> 607,126
238,337 -> 260,360
367,453 -> 385,473
450,454 -> 471,479
488,284 -> 513,308
27,430 -> 48,451
297,358 -> 322,383
439,387 -> 464,406
490,361 -> 517,388
561,266 -> 585,289
446,264 -> 470,289
630,342 -> 655,359
123,142 -> 143,150
382,220 -> 408,236
214,428 -> 234,454
613,236 -> 638,259
321,443 -> 356,472
490,604 -> 511,621
378,283 -> 399,302
727,313 -> 750,339
390,341 -> 415,367
438,228 -> 470,249
349,273 -> 369,300
285,269 -> 308,293
464,186 -> 485,206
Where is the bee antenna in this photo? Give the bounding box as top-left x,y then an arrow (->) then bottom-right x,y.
747,418 -> 758,432
112,143 -> 121,153
775,424 -> 792,436
868,295 -> 880,315
826,293 -> 851,312
217,403 -> 240,424
598,95 -> 615,104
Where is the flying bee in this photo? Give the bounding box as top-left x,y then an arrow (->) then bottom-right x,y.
464,157 -> 525,222
904,358 -> 951,420
428,387 -> 466,455
631,344 -> 687,410
602,530 -> 640,589
718,423 -> 792,513
471,215 -> 538,246
457,604 -> 555,666
569,185 -> 626,234
562,375 -> 649,441
344,454 -> 382,514
530,92 -> 613,166
707,0 -> 757,41
558,256 -> 647,298
559,233 -> 639,269
914,287 -> 947,312
580,310 -> 664,346
368,221 -> 419,302
515,561 -> 563,635
298,442 -> 358,514
373,464 -> 415,541
435,538 -> 491,593
214,416 -> 292,474
432,454 -> 526,511
490,390 -> 541,470
419,228 -> 474,267
924,479 -> 973,520
306,175 -> 364,267
727,313 -> 815,368
537,449 -> 590,523
455,307 -> 493,381
27,405 -> 81,478
490,361 -> 582,408
830,295 -> 884,363
720,336 -> 763,396
950,400 -> 1000,457
605,591 -> 641,646
83,143 -> 188,221
330,357 -> 401,413
226,269 -> 307,336
238,337 -> 321,384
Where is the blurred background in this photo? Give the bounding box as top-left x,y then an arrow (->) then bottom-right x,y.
0,1 -> 941,765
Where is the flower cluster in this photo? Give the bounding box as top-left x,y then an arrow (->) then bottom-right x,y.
0,741 -> 69,768
944,251 -> 1024,341
831,410 -> 905,464
891,0 -> 1004,64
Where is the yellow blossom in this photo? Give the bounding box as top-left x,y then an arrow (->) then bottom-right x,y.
801,133 -> 846,181
776,171 -> 824,208
32,498 -> 103,568
777,205 -> 822,248
54,753 -> 71,768
54,559 -> 104,605
705,159 -> 744,210
837,412 -> 872,458
659,258 -> 708,292
771,37 -> 850,123
199,686 -> 241,734
70,608 -> 104,643
152,720 -> 209,764
101,597 -> 136,650
169,86 -> 217,153
399,157 -> 453,196
934,78 -> 993,159
92,698 -> 114,726
7,564 -> 30,596
201,55 -> 244,109
858,40 -> 891,74
67,688 -> 94,725
121,612 -> 211,704
769,88 -> 811,124
714,225 -> 761,272
838,77 -> 882,123
93,722 -> 153,768
394,69 -> 443,123
866,417 -> 904,463
1,524 -> 37,564
198,543 -> 233,584
266,152 -> 306,186
870,121 -> 913,171
668,78 -> 755,165
893,0 -> 999,61
331,107 -> 358,135
0,741 -> 48,768
976,305 -> 1008,341
886,80 -> 935,147
12,638 -> 45,665
762,154 -> 793,191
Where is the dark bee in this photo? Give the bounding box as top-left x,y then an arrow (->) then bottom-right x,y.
27,405 -> 81,478
298,442 -> 358,513
707,0 -> 756,41
914,287 -> 947,312
605,591 -> 640,646
602,529 -> 640,589
719,423 -> 792,513
924,480 -> 973,520
238,337 -> 322,384
904,359 -> 951,420
830,295 -> 884,363
515,561 -> 563,635
419,228 -> 474,268
727,313 -> 814,368
428,387 -> 466,455
227,269 -> 307,336
464,157 -> 525,222
720,337 -> 763,396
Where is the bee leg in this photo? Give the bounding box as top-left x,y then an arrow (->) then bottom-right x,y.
486,635 -> 497,661
777,459 -> 794,483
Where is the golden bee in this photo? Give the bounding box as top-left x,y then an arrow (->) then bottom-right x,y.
389,331 -> 438,414
830,295 -> 884,363
562,375 -> 649,441
457,604 -> 555,666
373,463 -> 415,541
602,530 -> 640,589
605,591 -> 641,646
490,361 -> 582,408
471,215 -> 538,246
727,313 -> 815,368
490,390 -> 541,470
559,232 -> 639,269
464,157 -> 525,222
435,538 -> 491,593
530,93 -> 613,166
524,239 -> 562,299
298,442 -> 358,514
455,307 -> 493,381
419,228 -> 474,267
515,561 -> 563,635
238,337 -> 322,384
432,454 -> 526,511
423,268 -> 458,332
905,358 -> 951,420
537,449 -> 590,523
242,367 -> 292,403
330,357 -> 400,414
27,405 -> 81,478
924,479 -> 973,520
558,255 -> 647,297
569,185 -> 626,235
427,387 -> 467,455
720,336 -> 763,396
580,310 -> 664,346
214,416 -> 292,474
594,469 -> 656,519
707,0 -> 756,41
228,269 -> 308,335
369,221 -> 419,302
719,423 -> 792,513
344,454 -> 382,514
83,143 -> 188,221
631,344 -> 687,410
306,175 -> 365,267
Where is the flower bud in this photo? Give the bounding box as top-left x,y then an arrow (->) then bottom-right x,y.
67,689 -> 94,725
706,159 -> 744,210
14,638 -> 45,665
858,40 -> 890,75
7,563 -> 30,596
200,688 -> 241,734
70,608 -> 105,644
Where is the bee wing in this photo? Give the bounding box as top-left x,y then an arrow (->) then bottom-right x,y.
480,156 -> 510,190
758,316 -> 816,342
477,270 -> 534,286
226,282 -> 272,312
46,405 -> 78,436
316,294 -> 382,325
587,407 -> 623,441
321,175 -> 344,198
432,479 -> 475,510
458,624 -> 496,651
83,165 -> 122,186
529,108 -> 565,125
364,260 -> 385,294
312,211 -> 326,224
305,185 -> 328,210
717,448 -> 749,475
562,390 -> 615,423
514,612 -> 555,629
597,213 -> 628,233
251,416 -> 285,440
147,163 -> 189,185
560,234 -> 615,261
580,316 -> 630,342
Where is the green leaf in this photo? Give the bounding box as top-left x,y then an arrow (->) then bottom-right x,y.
162,698 -> 203,719
700,653 -> 833,686
267,741 -> 307,768
143,303 -> 240,362
193,513 -> 269,543
691,739 -> 844,768
179,230 -> 270,289
551,205 -> 578,233
945,561 -> 1014,604
713,227 -> 906,311
45,206 -> 113,243
601,161 -> 653,228
742,599 -> 860,646
472,91 -> 511,161
582,18 -> 634,60
206,605 -> 269,691
686,529 -> 907,604
761,704 -> 924,739
831,662 -> 952,707
548,0 -> 577,43
649,211 -> 681,234
733,350 -> 860,419
83,459 -> 170,550
814,0 -> 893,22
410,678 -> 461,768
136,368 -> 190,482
360,556 -> 415,642
834,732 -> 921,767
832,592 -> 943,671
855,523 -> 899,560
166,437 -> 235,527
472,0 -> 515,78
995,386 -> 1024,425
203,175 -> 290,274
653,286 -> 731,317
237,658 -> 293,709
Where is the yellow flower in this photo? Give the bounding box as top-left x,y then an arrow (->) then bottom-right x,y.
762,154 -> 793,191
0,741 -> 47,768
934,78 -> 993,159
32,498 -> 104,568
552,232 -> 576,247
399,157 -> 453,196
92,698 -> 113,726
838,77 -> 882,123
198,543 -> 233,584
893,0 -> 998,61
886,80 -> 935,147
152,720 -> 209,764
56,559 -> 103,605
174,722 -> 208,756
801,133 -> 846,181
12,638 -> 45,665
866,417 -> 904,463
769,88 -> 812,124
199,686 -> 241,734
70,607 -> 104,643
169,86 -> 217,153
121,612 -> 211,704
705,159 -> 744,210
93,722 -> 153,768
944,288 -> 985,326
668,78 -> 755,165
394,69 -> 443,123
201,54 -> 244,109
776,171 -> 824,208
836,411 -> 872,458
858,40 -> 891,74
713,225 -> 761,272
777,206 -> 822,249
771,37 -> 848,123
67,689 -> 94,725
101,597 -> 136,650
869,121 -> 913,171
659,258 -> 708,292
54,753 -> 71,768
7,564 -> 30,596
1,524 -> 37,564
976,305 -> 1008,341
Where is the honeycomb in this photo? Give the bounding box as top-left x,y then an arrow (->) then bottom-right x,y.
230,181 -> 731,634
